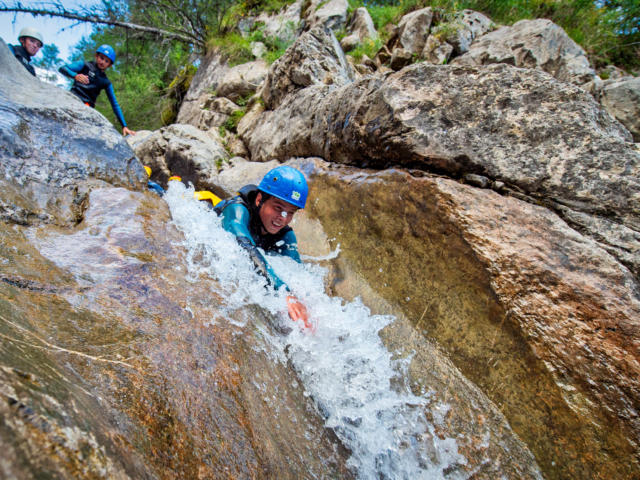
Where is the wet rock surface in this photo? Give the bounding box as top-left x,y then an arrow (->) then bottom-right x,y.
0,188 -> 354,479
291,158 -> 640,480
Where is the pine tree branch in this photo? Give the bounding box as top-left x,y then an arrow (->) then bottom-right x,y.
0,3 -> 205,48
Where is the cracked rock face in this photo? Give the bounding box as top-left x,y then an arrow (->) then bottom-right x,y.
260,26 -> 354,110
600,76 -> 640,142
451,18 -> 595,85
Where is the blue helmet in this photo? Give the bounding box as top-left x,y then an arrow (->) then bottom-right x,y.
96,44 -> 116,63
258,166 -> 308,209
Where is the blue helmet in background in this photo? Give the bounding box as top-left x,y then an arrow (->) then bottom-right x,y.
96,44 -> 116,63
258,165 -> 308,209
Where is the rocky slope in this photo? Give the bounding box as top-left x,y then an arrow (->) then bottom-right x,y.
1,1 -> 639,479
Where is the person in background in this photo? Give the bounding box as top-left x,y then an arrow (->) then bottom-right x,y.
8,27 -> 43,76
214,165 -> 311,329
59,44 -> 136,136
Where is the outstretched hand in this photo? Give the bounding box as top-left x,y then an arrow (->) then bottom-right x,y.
122,127 -> 136,136
286,295 -> 313,331
74,73 -> 89,84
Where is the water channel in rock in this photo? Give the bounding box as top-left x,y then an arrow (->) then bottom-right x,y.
164,182 -> 468,479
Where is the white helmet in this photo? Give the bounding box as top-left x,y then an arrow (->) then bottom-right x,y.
18,27 -> 43,45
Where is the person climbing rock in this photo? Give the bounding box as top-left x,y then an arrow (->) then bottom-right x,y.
59,44 -> 136,136
8,27 -> 43,76
214,165 -> 311,328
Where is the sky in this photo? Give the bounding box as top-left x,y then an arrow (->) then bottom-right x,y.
0,1 -> 99,62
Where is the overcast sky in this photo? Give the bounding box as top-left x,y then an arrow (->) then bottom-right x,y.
0,1 -> 99,62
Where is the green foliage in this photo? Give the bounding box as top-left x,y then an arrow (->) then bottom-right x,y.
209,31 -> 255,66
241,0 -> 296,14
209,20 -> 294,65
430,21 -> 461,43
130,0 -> 238,41
349,0 -> 639,70
367,3 -> 404,29
348,0 -> 405,29
223,109 -> 246,133
348,37 -> 383,61
75,27 -> 192,131
261,0 -> 297,14
218,108 -> 245,141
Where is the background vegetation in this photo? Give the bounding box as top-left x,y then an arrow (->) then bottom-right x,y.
58,0 -> 637,131
350,0 -> 639,69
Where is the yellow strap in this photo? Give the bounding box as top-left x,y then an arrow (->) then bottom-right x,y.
194,191 -> 222,206
143,166 -> 152,177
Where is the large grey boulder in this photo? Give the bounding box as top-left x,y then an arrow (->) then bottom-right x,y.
178,58 -> 267,130
0,40 -> 145,226
600,76 -> 640,142
129,124 -> 228,193
216,59 -> 270,102
239,63 -> 640,274
349,7 -> 378,42
176,52 -> 229,125
452,19 -> 596,85
254,0 -> 303,44
395,7 -> 433,55
261,26 -> 354,110
306,0 -> 349,31
340,7 -> 378,52
435,9 -> 493,55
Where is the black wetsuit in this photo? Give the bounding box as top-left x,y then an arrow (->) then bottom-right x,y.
58,60 -> 128,127
9,44 -> 36,76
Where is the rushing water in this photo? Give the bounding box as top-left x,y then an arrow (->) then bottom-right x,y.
164,182 -> 467,479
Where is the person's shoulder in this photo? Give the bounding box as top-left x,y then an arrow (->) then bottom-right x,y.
281,226 -> 296,240
66,59 -> 87,69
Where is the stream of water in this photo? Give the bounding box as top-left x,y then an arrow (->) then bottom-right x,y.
164,182 -> 468,479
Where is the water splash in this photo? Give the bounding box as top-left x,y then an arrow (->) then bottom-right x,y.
165,182 -> 467,479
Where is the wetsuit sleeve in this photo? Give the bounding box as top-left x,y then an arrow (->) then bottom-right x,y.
220,203 -> 288,290
58,61 -> 85,78
8,44 -> 14,55
279,229 -> 301,263
104,83 -> 127,128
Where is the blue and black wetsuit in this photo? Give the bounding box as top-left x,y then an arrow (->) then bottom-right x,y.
58,60 -> 128,128
9,44 -> 36,76
214,185 -> 300,290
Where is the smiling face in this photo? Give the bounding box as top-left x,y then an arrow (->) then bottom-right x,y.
256,193 -> 298,235
95,52 -> 113,70
20,36 -> 42,56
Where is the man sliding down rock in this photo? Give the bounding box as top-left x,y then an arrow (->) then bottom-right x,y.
213,166 -> 311,329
